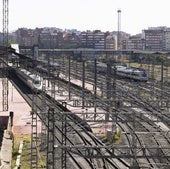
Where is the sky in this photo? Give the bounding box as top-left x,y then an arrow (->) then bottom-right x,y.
8,0 -> 170,35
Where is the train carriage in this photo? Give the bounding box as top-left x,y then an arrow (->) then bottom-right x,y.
15,68 -> 42,91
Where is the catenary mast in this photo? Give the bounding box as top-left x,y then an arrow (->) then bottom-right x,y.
2,0 -> 9,111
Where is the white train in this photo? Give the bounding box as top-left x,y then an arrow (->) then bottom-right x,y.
87,61 -> 148,82
116,65 -> 148,82
15,68 -> 43,92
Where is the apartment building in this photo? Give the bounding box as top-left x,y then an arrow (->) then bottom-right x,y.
38,28 -> 64,48
121,27 -> 170,51
80,30 -> 106,49
8,26 -> 170,51
105,34 -> 116,49
63,32 -> 81,48
80,30 -> 119,49
122,34 -> 144,50
144,27 -> 165,51
14,28 -> 37,46
163,29 -> 170,51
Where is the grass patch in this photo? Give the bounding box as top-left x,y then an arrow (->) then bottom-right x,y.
12,133 -> 46,169
112,130 -> 122,142
101,130 -> 122,145
11,133 -> 31,169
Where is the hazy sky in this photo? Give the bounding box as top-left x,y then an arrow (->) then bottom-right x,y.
8,0 -> 170,35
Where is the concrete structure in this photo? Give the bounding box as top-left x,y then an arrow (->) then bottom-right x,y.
0,130 -> 13,169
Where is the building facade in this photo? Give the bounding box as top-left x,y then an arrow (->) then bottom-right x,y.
80,30 -> 106,49
163,29 -> 170,51
144,27 -> 165,51
7,26 -> 170,51
122,34 -> 144,50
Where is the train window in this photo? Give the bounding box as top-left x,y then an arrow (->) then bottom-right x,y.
143,72 -> 147,77
134,72 -> 141,76
34,80 -> 40,84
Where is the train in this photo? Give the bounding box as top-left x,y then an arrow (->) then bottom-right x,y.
116,65 -> 148,81
15,68 -> 43,92
87,61 -> 148,82
35,64 -> 60,77
14,59 -> 61,92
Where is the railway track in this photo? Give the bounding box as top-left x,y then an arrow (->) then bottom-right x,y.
9,73 -> 129,169
117,108 -> 170,168
10,58 -> 170,168
49,60 -> 170,168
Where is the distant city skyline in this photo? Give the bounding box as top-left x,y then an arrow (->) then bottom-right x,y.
8,0 -> 170,35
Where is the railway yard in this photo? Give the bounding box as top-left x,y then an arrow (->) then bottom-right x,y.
0,49 -> 170,169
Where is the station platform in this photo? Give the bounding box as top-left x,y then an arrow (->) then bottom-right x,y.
0,78 -> 33,134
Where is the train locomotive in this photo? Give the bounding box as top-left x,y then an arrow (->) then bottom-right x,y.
116,65 -> 148,81
15,68 -> 43,92
87,61 -> 148,82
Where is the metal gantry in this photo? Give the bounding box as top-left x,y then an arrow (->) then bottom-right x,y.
58,111 -> 170,157
26,50 -> 170,169
41,80 -> 47,149
46,108 -> 55,169
1,0 -> 9,111
31,93 -> 38,169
